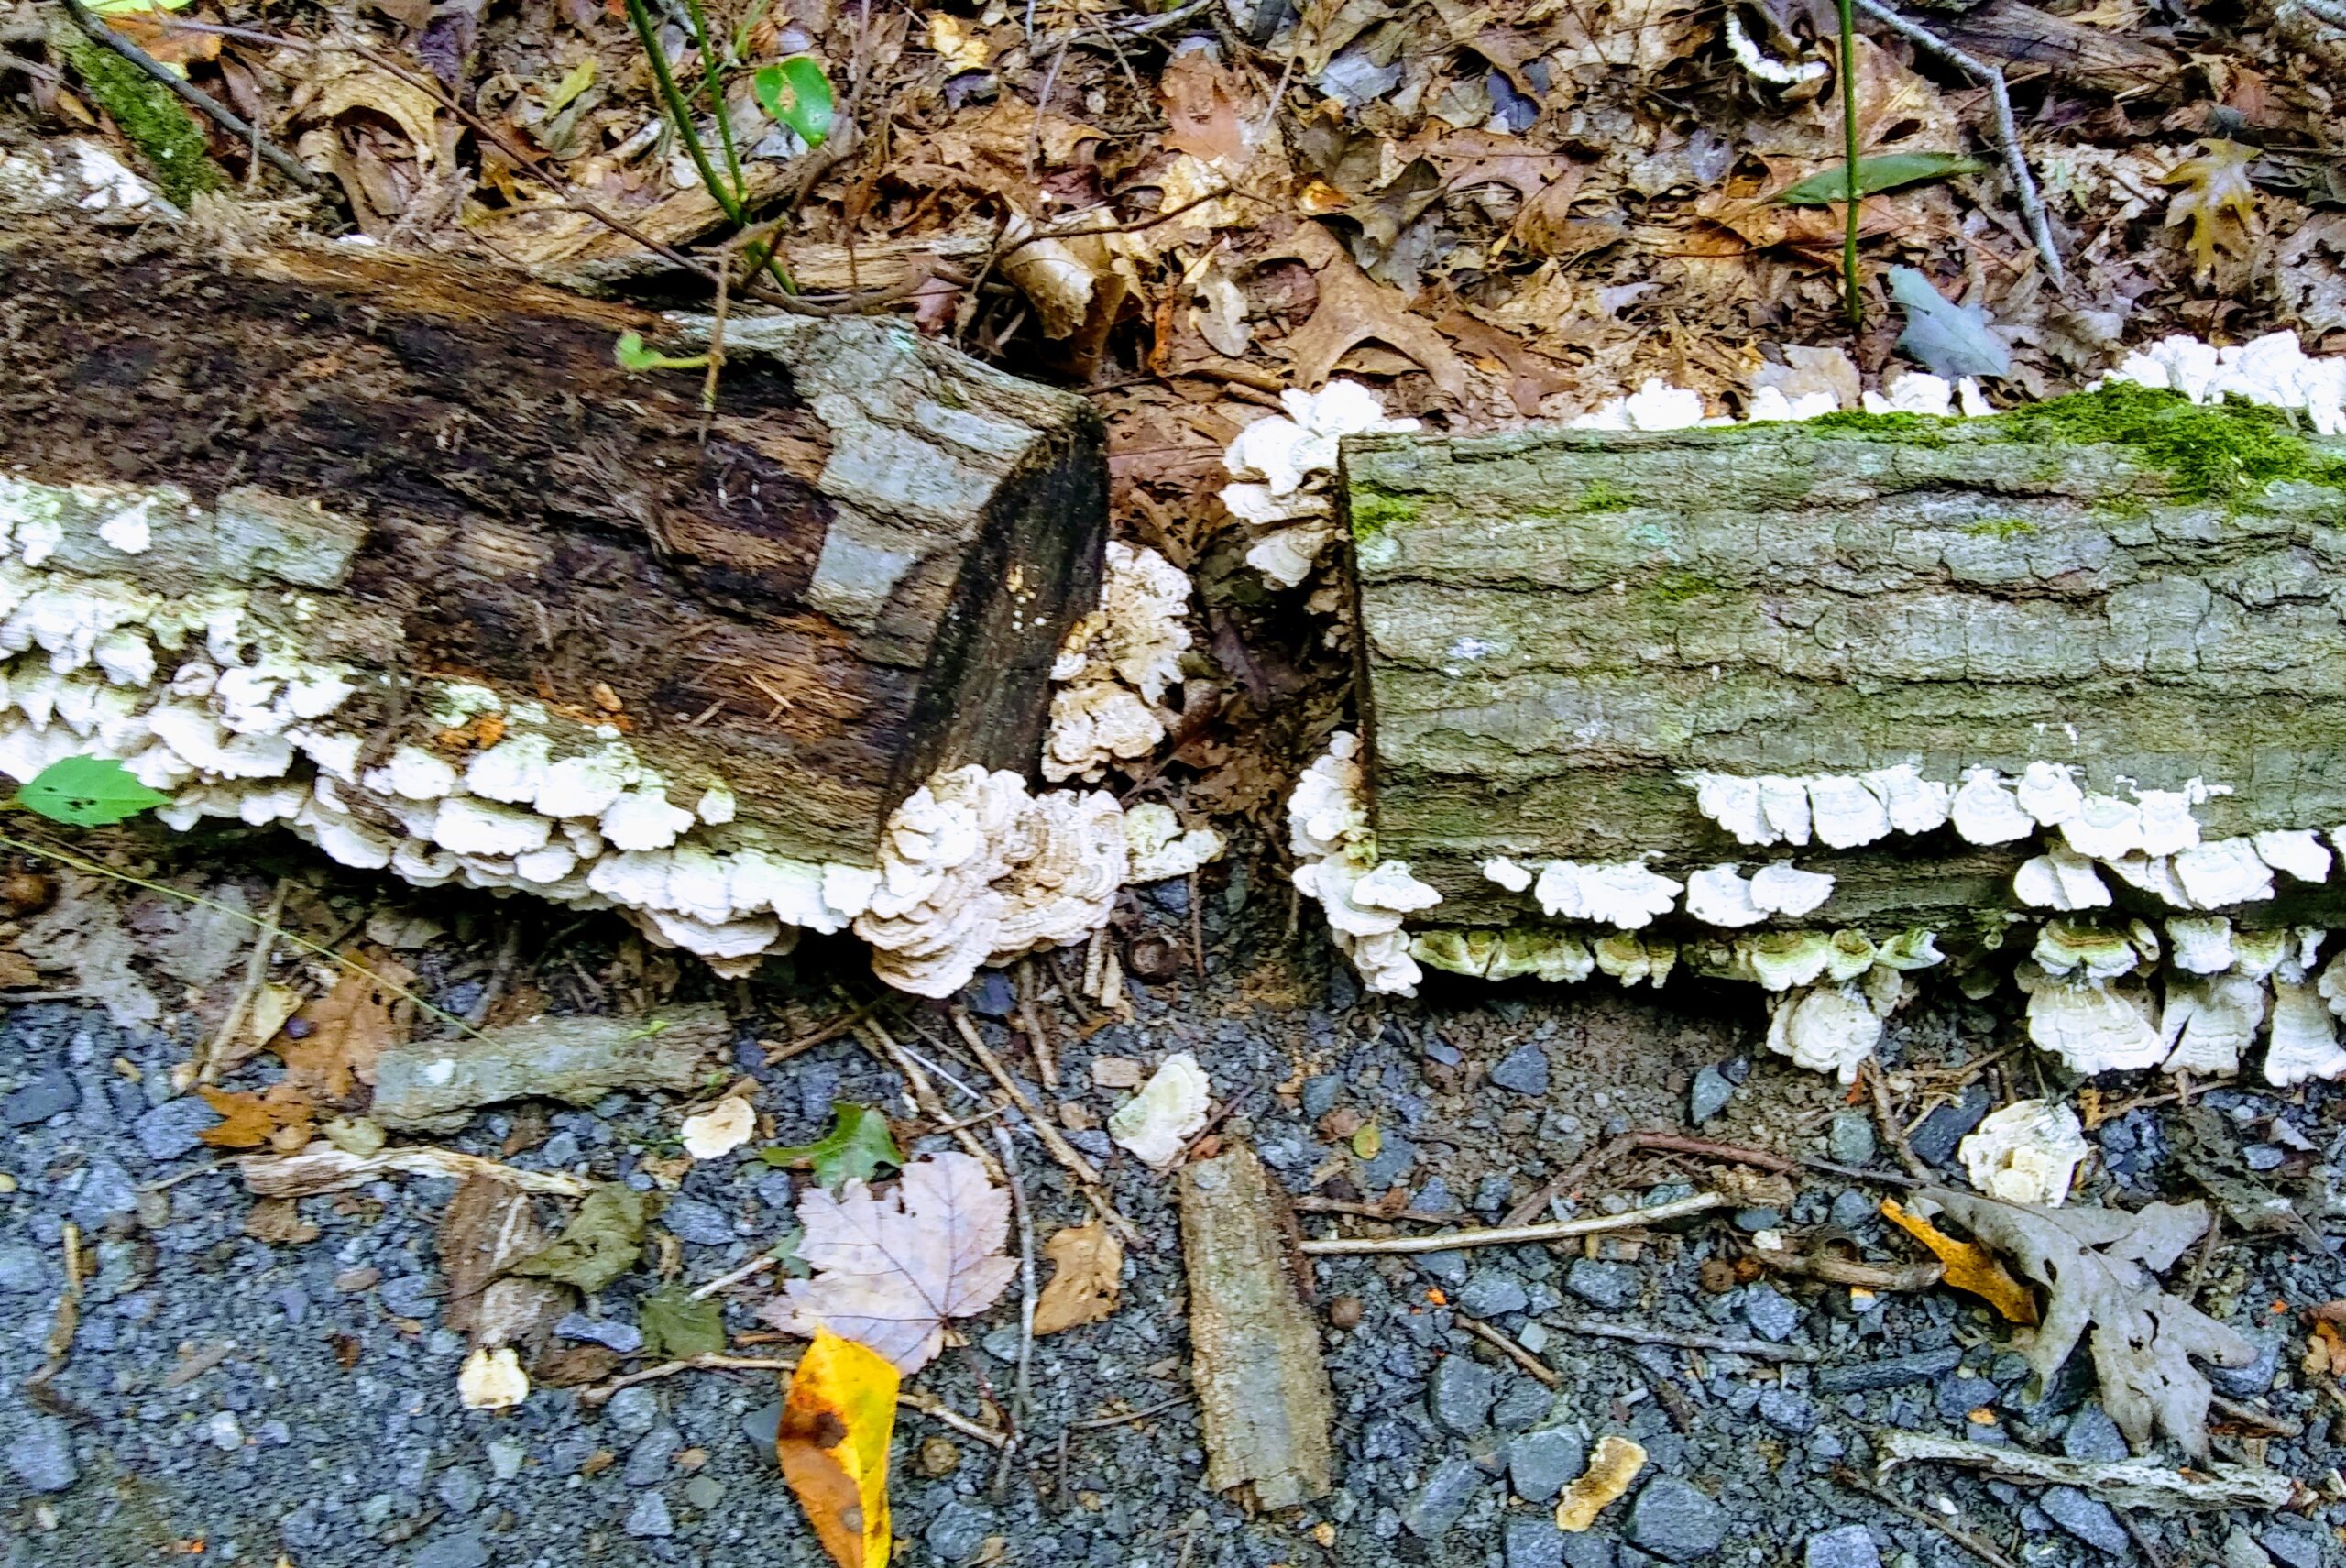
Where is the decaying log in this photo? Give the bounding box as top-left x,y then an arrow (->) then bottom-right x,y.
1178,1145 -> 1335,1508
371,1003 -> 729,1131
1343,396 -> 2346,927
0,220 -> 1102,869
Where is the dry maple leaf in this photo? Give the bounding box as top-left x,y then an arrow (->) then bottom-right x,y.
762,1151 -> 1018,1373
1922,1188 -> 2252,1457
2164,138 -> 2257,278
1033,1222 -> 1124,1335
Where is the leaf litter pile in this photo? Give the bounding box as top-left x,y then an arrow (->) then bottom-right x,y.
10,0 -> 2346,1563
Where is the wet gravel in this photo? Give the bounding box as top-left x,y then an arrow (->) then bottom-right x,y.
6,872 -> 2346,1567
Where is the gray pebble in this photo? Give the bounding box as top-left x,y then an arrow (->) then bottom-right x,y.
1564,1536 -> 1618,1568
1430,1356 -> 1498,1433
1491,1043 -> 1551,1097
1756,1387 -> 1814,1434
1934,1376 -> 2000,1420
2040,1486 -> 2130,1553
132,1095 -> 219,1161
684,1475 -> 725,1511
70,1158 -> 137,1229
1827,1189 -> 1877,1233
2210,1334 -> 2282,1398
1566,1260 -> 1639,1310
1825,1112 -> 1876,1166
0,1244 -> 49,1294
1740,1285 -> 1801,1343
2060,1405 -> 2130,1463
982,1326 -> 1025,1362
379,1274 -> 438,1320
1803,1524 -> 1880,1568
2,1069 -> 77,1126
1507,1425 -> 1585,1504
1302,1074 -> 1343,1118
1493,1376 -> 1554,1432
742,1398 -> 782,1453
1507,1515 -> 1567,1568
623,1491 -> 674,1539
604,1384 -> 662,1436
435,1467 -> 483,1517
487,1440 -> 527,1482
6,1415 -> 77,1493
1417,1249 -> 1471,1286
1688,1066 -> 1735,1125
624,1426 -> 682,1486
1626,1476 -> 1727,1562
554,1312 -> 643,1354
2262,1525 -> 2323,1568
1066,1129 -> 1113,1161
2224,1528 -> 2276,1568
661,1197 -> 734,1245
1907,1088 -> 1990,1168
1401,1453 -> 1485,1540
409,1530 -> 490,1568
1359,1135 -> 1419,1190
926,1500 -> 997,1561
1456,1271 -> 1529,1318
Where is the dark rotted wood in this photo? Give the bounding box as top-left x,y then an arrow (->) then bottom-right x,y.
0,222 -> 1105,864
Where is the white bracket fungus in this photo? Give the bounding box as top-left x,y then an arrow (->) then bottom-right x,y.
2165,916 -> 2235,976
1764,981 -> 1896,1083
1219,382 -> 1420,589
1124,802 -> 1226,883
1043,543 -> 1195,784
1481,856 -> 1534,894
1957,1099 -> 2088,1207
2021,968 -> 2165,1076
1950,769 -> 2035,845
1106,1051 -> 1212,1169
2104,330 -> 2346,436
2158,973 -> 2265,1077
1533,860 -> 1683,929
2014,844 -> 2110,912
2266,975 -> 2346,1087
1285,732 -> 1440,995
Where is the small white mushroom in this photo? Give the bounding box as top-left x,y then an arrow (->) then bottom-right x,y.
2133,789 -> 2203,857
2265,977 -> 2346,1087
1805,775 -> 1891,849
1107,1051 -> 1211,1169
1757,775 -> 1813,846
1949,769 -> 2034,844
466,734 -> 554,804
458,1346 -> 529,1411
2173,838 -> 2275,910
681,1095 -> 757,1161
2013,844 -> 2110,912
2253,828 -> 2332,883
1481,856 -> 1534,893
1764,983 -> 1882,1083
2060,795 -> 2145,861
1958,1099 -> 2088,1206
1684,864 -> 1764,927
2015,762 -> 2084,827
1749,861 -> 1833,917
696,784 -> 737,826
1689,772 -> 1770,844
1859,763 -> 1953,835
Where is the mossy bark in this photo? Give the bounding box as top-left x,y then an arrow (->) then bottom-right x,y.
48,16 -> 224,207
1343,392 -> 2346,926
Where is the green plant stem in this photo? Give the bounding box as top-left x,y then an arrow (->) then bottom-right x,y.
680,0 -> 746,206
624,0 -> 743,227
1838,0 -> 1862,325
0,829 -> 486,1041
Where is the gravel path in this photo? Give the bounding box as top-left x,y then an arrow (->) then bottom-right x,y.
5,871 -> 2344,1568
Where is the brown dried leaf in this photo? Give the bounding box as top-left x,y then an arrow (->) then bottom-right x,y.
1278,227 -> 1468,399
196,1085 -> 312,1150
279,953 -> 414,1109
2164,138 -> 2258,278
1882,1198 -> 2038,1326
762,1151 -> 1018,1373
1033,1222 -> 1124,1335
243,1196 -> 321,1245
438,1176 -> 553,1337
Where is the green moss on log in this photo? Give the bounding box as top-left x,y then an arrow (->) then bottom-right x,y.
2001,382 -> 2346,502
50,21 -> 224,207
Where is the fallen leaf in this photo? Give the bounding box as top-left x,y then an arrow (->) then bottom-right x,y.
278,952 -> 414,1109
1775,152 -> 1984,204
293,51 -> 445,169
242,1196 -> 320,1245
247,982 -> 302,1049
195,1085 -> 312,1149
510,1182 -> 655,1294
927,12 -> 990,71
682,1095 -> 757,1161
2165,137 -> 2257,278
1033,1223 -> 1124,1335
1919,1188 -> 2252,1457
438,1176 -> 552,1338
1881,1198 -> 2039,1326
760,1102 -> 904,1190
1555,1434 -> 1646,1530
1277,227 -> 1469,399
1886,267 -> 2012,380
762,1151 -> 1018,1373
1351,1122 -> 1383,1160
641,1282 -> 728,1360
778,1327 -> 897,1568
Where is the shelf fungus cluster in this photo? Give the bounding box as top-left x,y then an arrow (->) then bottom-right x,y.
1219,381 -> 1420,590
1043,543 -> 1196,784
0,472 -> 1222,1001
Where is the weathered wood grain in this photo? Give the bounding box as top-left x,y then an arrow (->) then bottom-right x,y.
1344,397 -> 2346,926
0,224 -> 1105,866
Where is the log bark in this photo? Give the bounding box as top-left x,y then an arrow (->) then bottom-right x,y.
1343,398 -> 2346,927
0,218 -> 1104,868
1178,1145 -> 1335,1509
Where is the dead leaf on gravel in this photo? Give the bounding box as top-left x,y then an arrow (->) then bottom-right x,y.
196,1085 -> 313,1150
243,1196 -> 321,1245
1882,1197 -> 2038,1326
439,1175 -> 553,1337
1033,1222 -> 1124,1334
278,953 -> 413,1109
762,1150 -> 1018,1373
1919,1188 -> 2252,1457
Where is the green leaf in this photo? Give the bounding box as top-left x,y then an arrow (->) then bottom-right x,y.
613,330 -> 708,374
639,1282 -> 729,1359
511,1183 -> 655,1294
758,1102 -> 901,1190
88,0 -> 193,13
1351,1122 -> 1382,1160
1776,153 -> 1984,205
16,756 -> 170,827
752,56 -> 835,149
546,57 -> 597,114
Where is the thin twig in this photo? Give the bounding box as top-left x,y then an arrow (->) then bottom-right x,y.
687,1252 -> 778,1300
1455,1314 -> 1561,1388
1830,1465 -> 2023,1568
1299,1191 -> 1722,1255
990,1124 -> 1036,1499
1017,960 -> 1058,1091
949,1007 -> 1141,1245
1544,1313 -> 1824,1364
1069,1392 -> 1190,1429
199,877 -> 290,1085
21,1222 -> 82,1409
575,1353 -> 1007,1445
57,0 -> 320,192
1866,1060 -> 1931,1181
1852,0 -> 2067,290
856,1014 -> 1002,1180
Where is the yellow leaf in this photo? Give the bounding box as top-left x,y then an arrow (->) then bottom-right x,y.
926,13 -> 991,73
1880,1199 -> 2040,1326
778,1329 -> 897,1568
546,58 -> 597,114
1351,1123 -> 1382,1160
2162,138 -> 2256,277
